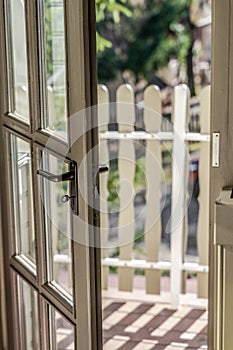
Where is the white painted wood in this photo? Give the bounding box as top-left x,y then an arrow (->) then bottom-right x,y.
197,85 -> 211,298
144,85 -> 162,294
117,84 -> 135,292
100,131 -> 210,142
98,85 -> 110,290
170,85 -> 189,308
101,257 -> 208,273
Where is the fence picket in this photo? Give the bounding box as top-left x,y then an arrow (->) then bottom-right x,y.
170,85 -> 189,308
98,85 -> 110,290
144,85 -> 162,294
197,85 -> 211,298
117,84 -> 136,292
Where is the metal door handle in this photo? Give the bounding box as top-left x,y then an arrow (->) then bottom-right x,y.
98,164 -> 109,174
37,161 -> 78,215
36,169 -> 75,182
96,164 -> 109,189
94,164 -> 109,199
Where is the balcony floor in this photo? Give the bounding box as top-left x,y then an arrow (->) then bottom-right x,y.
102,276 -> 208,350
103,298 -> 207,350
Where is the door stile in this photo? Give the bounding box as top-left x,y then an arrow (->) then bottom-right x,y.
0,132 -> 15,350
83,0 -> 103,347
0,201 -> 7,350
65,0 -> 102,348
0,2 -> 14,340
0,4 -> 12,346
210,0 -> 231,348
0,148 -> 14,350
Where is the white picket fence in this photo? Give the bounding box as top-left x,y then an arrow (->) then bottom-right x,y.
98,83 -> 210,308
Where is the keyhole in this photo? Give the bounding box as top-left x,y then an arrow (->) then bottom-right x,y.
62,194 -> 76,203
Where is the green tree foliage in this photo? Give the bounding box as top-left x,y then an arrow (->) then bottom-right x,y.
97,0 -> 195,93
96,0 -> 132,52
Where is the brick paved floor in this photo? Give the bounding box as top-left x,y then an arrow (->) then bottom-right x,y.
54,274 -> 208,349
102,299 -> 208,350
102,275 -> 208,349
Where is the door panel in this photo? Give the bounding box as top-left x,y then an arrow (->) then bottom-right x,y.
0,0 -> 100,349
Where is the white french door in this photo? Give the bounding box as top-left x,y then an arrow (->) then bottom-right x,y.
0,0 -> 101,349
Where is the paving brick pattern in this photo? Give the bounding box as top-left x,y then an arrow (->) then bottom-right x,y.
103,300 -> 208,350
55,299 -> 207,349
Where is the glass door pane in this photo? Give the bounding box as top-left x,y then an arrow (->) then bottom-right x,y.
10,134 -> 36,271
16,274 -> 40,350
40,0 -> 67,137
48,306 -> 75,350
6,0 -> 30,119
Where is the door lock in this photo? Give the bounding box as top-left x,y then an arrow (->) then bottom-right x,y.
61,195 -> 76,203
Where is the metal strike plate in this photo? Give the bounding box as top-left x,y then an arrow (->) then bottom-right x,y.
212,132 -> 220,167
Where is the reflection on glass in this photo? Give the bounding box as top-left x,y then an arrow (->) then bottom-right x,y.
8,0 -> 30,119
11,135 -> 36,269
49,306 -> 75,350
41,153 -> 73,298
43,0 -> 67,137
17,275 -> 39,350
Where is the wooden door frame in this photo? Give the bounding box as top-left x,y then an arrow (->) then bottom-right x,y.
209,0 -> 233,348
